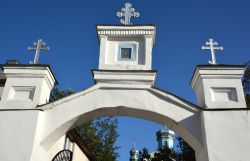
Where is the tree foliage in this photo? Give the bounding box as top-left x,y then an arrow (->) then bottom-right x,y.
77,118 -> 120,161
243,61 -> 250,93
246,94 -> 250,108
242,61 -> 250,108
49,86 -> 73,102
49,86 -> 119,161
152,146 -> 176,161
139,146 -> 176,161
139,148 -> 152,161
176,137 -> 195,161
139,137 -> 195,161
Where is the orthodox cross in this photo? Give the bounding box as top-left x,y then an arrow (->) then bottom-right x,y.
201,38 -> 223,65
28,39 -> 49,64
116,2 -> 140,25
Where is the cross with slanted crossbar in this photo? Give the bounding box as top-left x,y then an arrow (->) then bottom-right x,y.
28,39 -> 49,64
201,38 -> 223,65
116,2 -> 140,25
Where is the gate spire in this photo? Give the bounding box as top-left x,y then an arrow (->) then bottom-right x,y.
116,2 -> 140,25
28,39 -> 50,64
201,38 -> 223,65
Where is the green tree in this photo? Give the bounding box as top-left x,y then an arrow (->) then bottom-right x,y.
77,118 -> 119,161
50,86 -> 119,161
243,61 -> 250,93
140,137 -> 195,161
151,146 -> 176,161
246,95 -> 250,108
177,137 -> 195,161
49,86 -> 73,102
139,148 -> 152,161
242,61 -> 250,108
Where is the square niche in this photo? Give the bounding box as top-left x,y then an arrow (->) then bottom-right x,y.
211,87 -> 238,102
8,86 -> 36,101
118,44 -> 135,61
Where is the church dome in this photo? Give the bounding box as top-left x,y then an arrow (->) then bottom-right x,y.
156,126 -> 175,149
156,126 -> 170,138
130,146 -> 139,160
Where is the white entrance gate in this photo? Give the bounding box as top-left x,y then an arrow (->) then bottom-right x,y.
0,24 -> 249,161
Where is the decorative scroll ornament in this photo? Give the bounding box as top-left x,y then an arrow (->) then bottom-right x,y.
28,39 -> 49,64
202,38 -> 223,64
116,2 -> 140,25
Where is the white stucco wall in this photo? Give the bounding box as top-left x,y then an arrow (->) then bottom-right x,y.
39,86 -> 202,156
1,77 -> 46,108
191,66 -> 246,109
1,85 -> 250,161
106,37 -> 144,65
1,64 -> 249,161
0,66 -> 55,109
47,135 -> 66,160
97,25 -> 155,70
99,36 -> 151,70
202,79 -> 246,108
47,135 -> 91,161
0,110 -> 40,161
72,143 -> 90,161
201,110 -> 250,161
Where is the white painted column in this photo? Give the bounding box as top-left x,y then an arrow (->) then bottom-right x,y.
0,64 -> 56,109
199,110 -> 250,161
98,35 -> 108,69
0,64 -> 56,161
191,65 -> 246,109
144,35 -> 153,70
0,110 -> 42,161
191,64 -> 250,161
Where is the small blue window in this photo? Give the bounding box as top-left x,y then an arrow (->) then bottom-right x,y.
118,44 -> 135,61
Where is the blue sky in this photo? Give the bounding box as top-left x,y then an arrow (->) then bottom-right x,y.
0,0 -> 250,161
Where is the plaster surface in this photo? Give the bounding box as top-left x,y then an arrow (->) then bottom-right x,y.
71,143 -> 90,161
0,65 -> 56,109
0,23 -> 249,161
38,85 -> 203,160
1,74 -> 250,161
0,110 -> 40,161
201,110 -> 250,161
191,65 -> 246,108
97,25 -> 155,70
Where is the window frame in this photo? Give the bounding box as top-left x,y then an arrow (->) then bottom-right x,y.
117,44 -> 135,61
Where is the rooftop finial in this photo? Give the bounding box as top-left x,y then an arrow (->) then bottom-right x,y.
132,138 -> 136,148
201,38 -> 223,65
130,138 -> 139,160
116,2 -> 140,25
28,39 -> 49,64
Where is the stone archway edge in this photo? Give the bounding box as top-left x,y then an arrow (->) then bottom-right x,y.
39,85 -> 203,155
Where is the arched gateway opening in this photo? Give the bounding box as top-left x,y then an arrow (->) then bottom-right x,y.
40,85 -> 203,160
